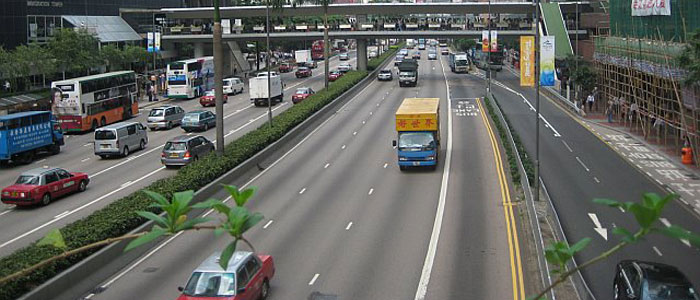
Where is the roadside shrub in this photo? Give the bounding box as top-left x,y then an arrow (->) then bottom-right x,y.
0,70 -> 369,300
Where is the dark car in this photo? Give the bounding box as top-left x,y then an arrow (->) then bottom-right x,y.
199,90 -> 228,107
161,135 -> 215,167
278,62 -> 294,73
292,87 -> 315,104
295,66 -> 312,78
1,167 -> 89,206
181,110 -> 216,132
614,260 -> 699,300
329,70 -> 343,82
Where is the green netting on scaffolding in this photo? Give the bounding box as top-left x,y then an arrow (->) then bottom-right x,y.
594,36 -> 686,79
609,0 -> 699,42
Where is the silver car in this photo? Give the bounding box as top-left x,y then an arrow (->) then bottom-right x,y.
377,69 -> 393,81
338,63 -> 352,73
161,135 -> 215,167
94,121 -> 148,158
147,105 -> 185,130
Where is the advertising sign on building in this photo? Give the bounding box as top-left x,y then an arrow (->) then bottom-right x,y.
147,32 -> 154,53
222,19 -> 231,34
520,36 -> 535,87
631,0 -> 671,16
482,31 -> 489,52
490,31 -> 498,52
540,36 -> 556,86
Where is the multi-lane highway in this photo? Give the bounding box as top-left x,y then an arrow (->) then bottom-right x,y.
0,53 -> 357,255
79,53 -> 526,300
487,68 -> 700,297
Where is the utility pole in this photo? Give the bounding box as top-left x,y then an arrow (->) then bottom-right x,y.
487,0 -> 491,92
152,12 -> 157,73
534,0 -> 541,202
214,0 -> 225,155
266,0 -> 272,127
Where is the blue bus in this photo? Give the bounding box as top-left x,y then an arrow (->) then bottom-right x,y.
0,111 -> 64,164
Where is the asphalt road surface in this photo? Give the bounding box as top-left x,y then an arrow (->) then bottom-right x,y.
487,68 -> 700,298
82,53 -> 525,300
0,52 -> 357,255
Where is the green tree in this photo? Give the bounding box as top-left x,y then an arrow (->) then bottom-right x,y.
48,29 -> 101,78
563,54 -> 596,96
123,44 -> 150,71
100,44 -> 126,72
678,28 -> 700,87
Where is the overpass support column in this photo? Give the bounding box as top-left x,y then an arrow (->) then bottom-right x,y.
194,42 -> 205,58
357,38 -> 368,71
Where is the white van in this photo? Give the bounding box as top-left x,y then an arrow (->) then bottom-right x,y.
94,121 -> 148,158
223,77 -> 244,95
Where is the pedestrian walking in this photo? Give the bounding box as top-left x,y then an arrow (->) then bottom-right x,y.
147,84 -> 153,102
586,93 -> 595,112
4,80 -> 10,92
150,84 -> 157,102
606,99 -> 613,123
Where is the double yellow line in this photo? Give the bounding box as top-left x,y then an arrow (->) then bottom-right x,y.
477,97 -> 526,300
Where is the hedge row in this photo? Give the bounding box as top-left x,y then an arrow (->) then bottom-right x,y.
482,96 -> 535,186
0,70 -> 369,300
367,43 -> 402,71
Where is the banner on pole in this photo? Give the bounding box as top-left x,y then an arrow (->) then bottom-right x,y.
482,31 -> 489,52
490,31 -> 498,52
154,32 -> 161,52
520,36 -> 535,87
631,0 -> 670,16
147,32 -> 154,53
540,36 -> 555,86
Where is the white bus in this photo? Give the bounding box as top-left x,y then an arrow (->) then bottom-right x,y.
51,71 -> 138,132
167,56 -> 215,99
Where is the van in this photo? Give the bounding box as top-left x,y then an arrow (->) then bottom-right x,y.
147,105 -> 185,131
223,77 -> 244,95
94,121 -> 148,158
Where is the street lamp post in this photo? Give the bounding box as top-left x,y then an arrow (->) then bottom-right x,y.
487,0 -> 491,93
534,0 -> 541,202
214,0 -> 225,155
266,0 -> 272,127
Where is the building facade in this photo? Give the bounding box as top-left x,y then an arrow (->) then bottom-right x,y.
0,0 -> 182,48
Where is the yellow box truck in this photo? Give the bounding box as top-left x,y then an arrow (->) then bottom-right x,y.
392,98 -> 440,171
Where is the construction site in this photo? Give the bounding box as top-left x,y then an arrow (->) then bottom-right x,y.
592,0 -> 700,164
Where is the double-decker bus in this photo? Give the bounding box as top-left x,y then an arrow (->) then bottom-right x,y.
51,71 -> 138,132
167,56 -> 215,99
311,40 -> 325,61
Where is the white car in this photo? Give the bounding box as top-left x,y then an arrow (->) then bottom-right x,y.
368,51 -> 378,59
377,69 -> 393,81
428,52 -> 437,60
223,77 -> 244,95
339,53 -> 349,60
257,71 -> 279,77
338,63 -> 352,73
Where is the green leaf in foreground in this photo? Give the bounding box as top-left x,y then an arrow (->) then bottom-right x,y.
37,229 -> 66,249
124,227 -> 167,252
219,240 -> 238,270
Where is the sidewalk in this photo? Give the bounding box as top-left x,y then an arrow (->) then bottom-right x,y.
581,113 -> 700,215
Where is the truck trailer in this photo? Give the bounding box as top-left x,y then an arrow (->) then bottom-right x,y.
249,74 -> 283,106
0,111 -> 64,164
393,98 -> 440,171
398,59 -> 418,87
294,50 -> 312,66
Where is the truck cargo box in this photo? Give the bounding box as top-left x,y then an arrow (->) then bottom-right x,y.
395,98 -> 439,132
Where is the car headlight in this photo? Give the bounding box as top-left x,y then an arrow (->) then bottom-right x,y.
399,157 -> 408,161
426,156 -> 435,160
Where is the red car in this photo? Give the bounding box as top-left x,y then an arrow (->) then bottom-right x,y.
328,70 -> 343,82
177,251 -> 274,300
295,66 -> 312,78
278,62 -> 294,73
1,167 -> 89,206
292,87 -> 315,104
200,90 -> 228,107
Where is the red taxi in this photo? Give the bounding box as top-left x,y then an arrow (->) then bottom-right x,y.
200,90 -> 229,107
292,87 -> 315,104
1,167 -> 89,206
328,70 -> 343,82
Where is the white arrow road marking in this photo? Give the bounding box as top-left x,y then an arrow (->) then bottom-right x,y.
660,218 -> 691,247
588,213 -> 608,240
